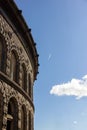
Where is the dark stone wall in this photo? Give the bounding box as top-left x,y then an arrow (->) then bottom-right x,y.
0,92 -> 3,130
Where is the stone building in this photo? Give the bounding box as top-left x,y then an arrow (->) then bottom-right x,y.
0,0 -> 39,130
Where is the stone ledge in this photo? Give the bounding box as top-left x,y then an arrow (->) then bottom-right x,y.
0,71 -> 34,111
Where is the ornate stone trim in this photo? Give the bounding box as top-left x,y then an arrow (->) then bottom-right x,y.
0,80 -> 34,130
0,14 -> 33,80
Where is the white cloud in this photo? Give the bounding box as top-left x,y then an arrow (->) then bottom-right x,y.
50,75 -> 87,99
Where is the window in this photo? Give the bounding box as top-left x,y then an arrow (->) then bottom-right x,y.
21,64 -> 27,91
0,42 -> 3,70
10,51 -> 19,83
29,111 -> 31,130
21,105 -> 27,130
0,92 -> 3,130
28,74 -> 31,97
0,35 -> 6,72
7,98 -> 18,130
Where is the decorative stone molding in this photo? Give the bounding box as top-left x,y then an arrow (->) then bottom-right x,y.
0,14 -> 33,78
0,3 -> 37,129
0,80 -> 34,130
0,14 -> 34,96
0,81 -> 33,112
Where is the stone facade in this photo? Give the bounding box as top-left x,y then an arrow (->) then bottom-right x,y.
0,1 -> 38,130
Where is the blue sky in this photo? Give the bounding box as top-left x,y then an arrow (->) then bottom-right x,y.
15,0 -> 87,130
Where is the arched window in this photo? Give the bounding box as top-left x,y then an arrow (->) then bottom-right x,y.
29,111 -> 31,130
0,92 -> 3,130
10,51 -> 19,83
28,73 -> 31,97
7,98 -> 18,130
0,35 -> 6,72
21,64 -> 27,91
0,42 -> 3,70
21,105 -> 27,130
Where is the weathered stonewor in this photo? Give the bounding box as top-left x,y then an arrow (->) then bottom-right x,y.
0,1 -> 39,130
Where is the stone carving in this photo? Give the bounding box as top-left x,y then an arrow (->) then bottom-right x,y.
0,80 -> 34,130
0,15 -> 33,76
0,13 -> 34,130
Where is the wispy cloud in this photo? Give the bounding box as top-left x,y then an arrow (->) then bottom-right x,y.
81,112 -> 85,116
50,75 -> 87,99
73,120 -> 77,125
81,112 -> 87,116
48,54 -> 52,61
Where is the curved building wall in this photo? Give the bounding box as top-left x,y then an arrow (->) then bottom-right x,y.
0,4 -> 37,130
